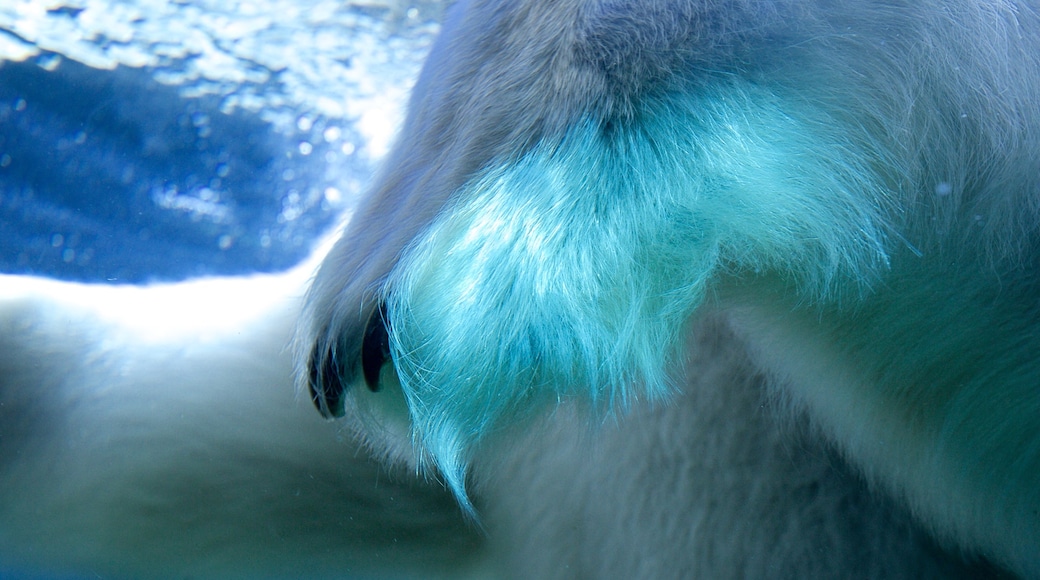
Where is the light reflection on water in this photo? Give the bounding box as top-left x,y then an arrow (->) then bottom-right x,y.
0,0 -> 442,282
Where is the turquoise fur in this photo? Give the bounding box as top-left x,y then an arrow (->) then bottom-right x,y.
383,81 -> 893,508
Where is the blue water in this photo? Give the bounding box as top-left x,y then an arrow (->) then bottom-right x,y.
0,57 -> 347,282
0,1 -> 438,283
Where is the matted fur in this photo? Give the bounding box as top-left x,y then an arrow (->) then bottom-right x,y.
299,0 -> 1040,576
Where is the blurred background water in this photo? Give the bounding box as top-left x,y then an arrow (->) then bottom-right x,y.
0,0 -> 442,282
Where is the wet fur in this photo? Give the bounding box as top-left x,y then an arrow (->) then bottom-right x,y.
301,0 -> 1040,577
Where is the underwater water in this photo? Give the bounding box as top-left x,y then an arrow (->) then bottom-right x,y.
0,0 -> 441,282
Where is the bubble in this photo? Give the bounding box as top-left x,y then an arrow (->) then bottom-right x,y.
323,126 -> 342,142
324,186 -> 342,204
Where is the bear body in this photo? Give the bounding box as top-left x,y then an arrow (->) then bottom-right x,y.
0,267 -> 485,578
2,0 -> 1040,577
302,0 -> 1040,576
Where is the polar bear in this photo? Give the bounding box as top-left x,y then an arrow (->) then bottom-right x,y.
0,260 -> 486,578
3,0 -> 1040,578
299,0 -> 1040,577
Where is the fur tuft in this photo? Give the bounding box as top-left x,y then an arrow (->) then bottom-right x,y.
384,81 -> 892,503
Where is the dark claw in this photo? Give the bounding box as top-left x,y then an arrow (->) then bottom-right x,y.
361,302 -> 391,392
308,334 -> 346,418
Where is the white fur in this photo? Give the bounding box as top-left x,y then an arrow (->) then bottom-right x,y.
0,268 -> 1007,578
4,1 -> 1040,578
0,263 -> 486,579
